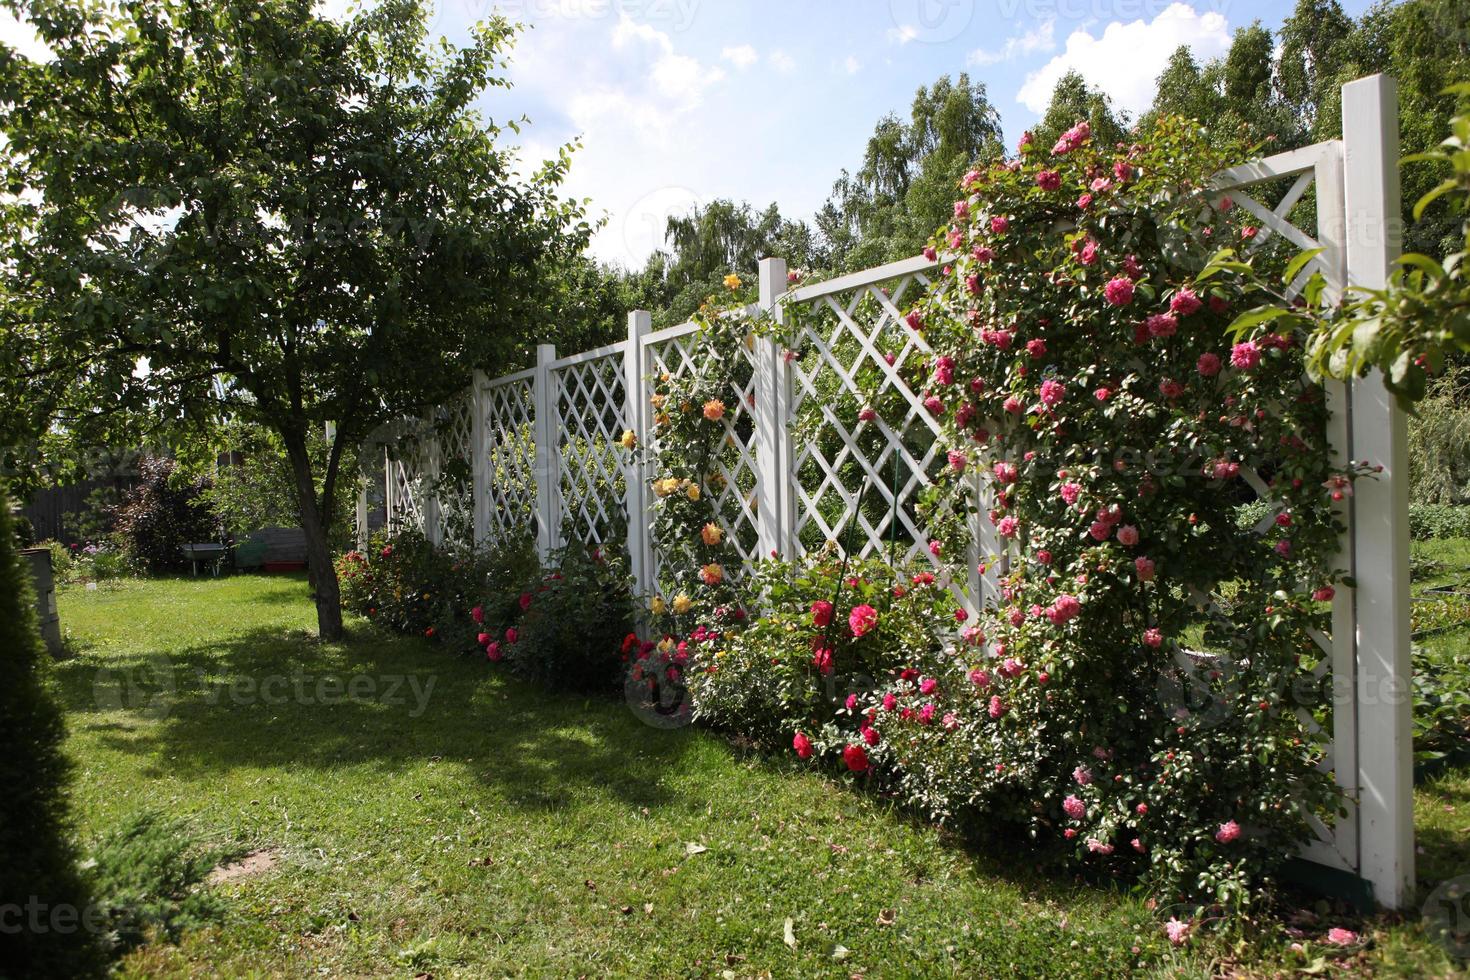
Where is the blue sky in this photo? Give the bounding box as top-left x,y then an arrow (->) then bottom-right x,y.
0,0 -> 1376,267
453,0 -> 1375,267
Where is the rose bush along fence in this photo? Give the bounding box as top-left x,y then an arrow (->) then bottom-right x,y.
613,115 -> 1374,918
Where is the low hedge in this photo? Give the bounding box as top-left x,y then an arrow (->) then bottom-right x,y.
1408,503 -> 1470,540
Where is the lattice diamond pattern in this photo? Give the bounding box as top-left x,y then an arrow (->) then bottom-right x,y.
645,326 -> 764,578
789,272 -> 952,568
482,377 -> 539,547
553,354 -> 630,550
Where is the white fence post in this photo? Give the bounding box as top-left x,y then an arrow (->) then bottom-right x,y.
532,343 -> 560,561
1342,73 -> 1414,910
755,256 -> 792,558
624,311 -> 654,598
471,370 -> 490,547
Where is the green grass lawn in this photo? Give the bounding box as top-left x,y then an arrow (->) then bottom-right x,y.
50,574 -> 1470,978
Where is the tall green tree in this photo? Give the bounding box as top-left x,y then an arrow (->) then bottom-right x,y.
818,74 -> 1003,267
1277,0 -> 1356,139
1032,70 -> 1127,152
0,0 -> 589,638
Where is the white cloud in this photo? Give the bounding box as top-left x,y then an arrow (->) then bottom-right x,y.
969,18 -> 1054,66
1016,3 -> 1231,116
844,54 -> 860,75
887,24 -> 918,45
721,44 -> 758,69
768,49 -> 796,74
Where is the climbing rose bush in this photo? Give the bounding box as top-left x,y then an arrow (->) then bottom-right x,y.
884,115 -> 1359,911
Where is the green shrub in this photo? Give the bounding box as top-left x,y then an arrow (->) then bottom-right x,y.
1408,503 -> 1470,540
1407,370 -> 1470,506
1413,641 -> 1470,767
112,455 -> 217,572
84,811 -> 228,956
0,492 -> 106,977
502,541 -> 634,692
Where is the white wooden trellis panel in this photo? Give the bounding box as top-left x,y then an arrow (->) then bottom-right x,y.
479,367 -> 539,548
549,340 -> 632,552
639,315 -> 766,584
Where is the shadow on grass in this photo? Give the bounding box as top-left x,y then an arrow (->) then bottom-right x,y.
48,622 -> 694,814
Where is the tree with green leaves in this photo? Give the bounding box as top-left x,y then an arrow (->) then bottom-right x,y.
0,0 -> 589,638
1032,70 -> 1127,152
817,74 -> 1004,268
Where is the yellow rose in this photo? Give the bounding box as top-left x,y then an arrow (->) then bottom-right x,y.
686,483 -> 701,501
651,595 -> 666,615
672,593 -> 693,615
700,523 -> 723,546
723,273 -> 742,290
619,429 -> 637,450
700,562 -> 724,585
650,393 -> 666,409
657,637 -> 675,655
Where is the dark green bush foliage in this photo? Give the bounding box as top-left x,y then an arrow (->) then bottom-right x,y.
1413,643 -> 1470,768
0,493 -> 106,977
112,455 -> 217,572
84,811 -> 227,956
1408,504 -> 1470,540
338,532 -> 632,693
506,542 -> 634,692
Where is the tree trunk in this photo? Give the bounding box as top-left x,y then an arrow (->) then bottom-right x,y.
282,427 -> 344,641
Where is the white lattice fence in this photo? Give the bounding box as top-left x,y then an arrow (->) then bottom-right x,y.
362,73 -> 1410,909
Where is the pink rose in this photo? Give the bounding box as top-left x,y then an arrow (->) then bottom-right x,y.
858,405 -> 877,422
969,668 -> 991,688
1116,524 -> 1139,546
1103,276 -> 1135,306
993,461 -> 1018,484
1326,928 -> 1358,947
1230,340 -> 1261,369
1063,794 -> 1086,819
988,695 -> 1007,719
486,641 -> 502,662
1145,313 -> 1177,338
842,743 -> 870,773
972,245 -> 995,264
1002,395 -> 1023,414
1026,338 -> 1047,359
1073,766 -> 1093,785
1076,193 -> 1093,210
1060,482 -> 1081,505
924,395 -> 945,415
1170,288 -> 1202,316
862,725 -> 881,746
471,605 -> 485,624
848,604 -> 879,638
1215,820 -> 1241,844
947,450 -> 967,473
1143,628 -> 1162,648
997,516 -> 1019,538
810,600 -> 833,628
953,199 -> 969,219
1197,352 -> 1222,376
989,215 -> 1009,234
1089,521 -> 1111,541
1039,378 -> 1065,407
1135,557 -> 1156,581
1047,594 -> 1081,625
1165,918 -> 1190,946
1036,170 -> 1061,191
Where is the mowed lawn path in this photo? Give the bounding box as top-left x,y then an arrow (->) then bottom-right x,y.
50,576 -> 1465,978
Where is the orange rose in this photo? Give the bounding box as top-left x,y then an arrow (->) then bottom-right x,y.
702,399 -> 726,422
700,523 -> 723,546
